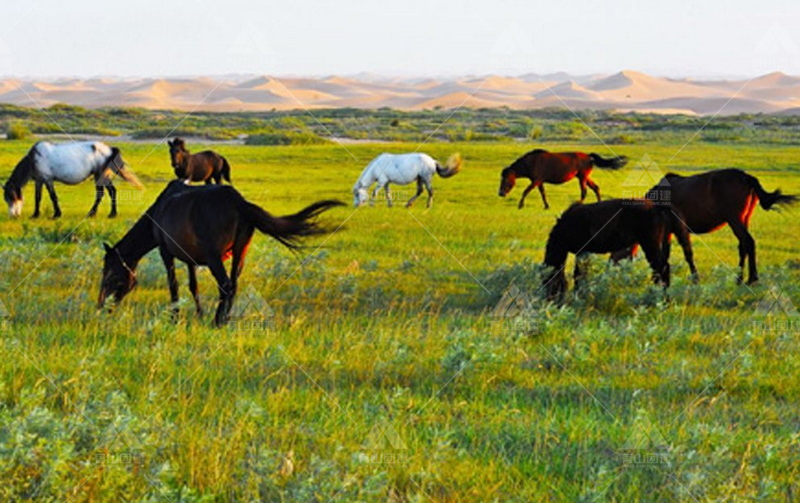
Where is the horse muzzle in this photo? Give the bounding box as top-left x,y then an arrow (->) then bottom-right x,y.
8,201 -> 22,218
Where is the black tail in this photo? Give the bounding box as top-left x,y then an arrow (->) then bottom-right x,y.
744,173 -> 798,210
239,199 -> 344,250
221,157 -> 232,183
588,153 -> 628,170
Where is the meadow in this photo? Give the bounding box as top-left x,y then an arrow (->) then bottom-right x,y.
0,137 -> 799,502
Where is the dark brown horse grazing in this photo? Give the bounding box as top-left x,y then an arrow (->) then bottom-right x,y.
611,169 -> 796,284
499,149 -> 628,209
98,181 -> 342,326
168,138 -> 232,184
543,199 -> 694,301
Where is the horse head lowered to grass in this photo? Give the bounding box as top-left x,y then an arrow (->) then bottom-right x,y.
542,198 -> 695,301
3,141 -> 142,218
352,152 -> 461,208
98,180 -> 343,327
499,149 -> 627,210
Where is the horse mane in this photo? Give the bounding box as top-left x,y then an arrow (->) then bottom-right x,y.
5,143 -> 40,191
102,146 -> 122,172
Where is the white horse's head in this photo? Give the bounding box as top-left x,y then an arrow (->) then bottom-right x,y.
353,186 -> 369,207
4,183 -> 23,218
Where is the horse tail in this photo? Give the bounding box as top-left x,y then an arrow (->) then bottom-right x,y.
588,153 -> 628,170
744,173 -> 798,210
239,199 -> 344,250
436,153 -> 462,178
221,156 -> 232,183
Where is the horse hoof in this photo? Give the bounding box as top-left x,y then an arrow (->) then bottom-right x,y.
108,213 -> 117,219
87,212 -> 97,218
31,214 -> 40,219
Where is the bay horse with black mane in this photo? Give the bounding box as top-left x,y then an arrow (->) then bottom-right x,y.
499,149 -> 628,209
3,141 -> 142,218
543,199 -> 695,301
98,181 -> 342,327
168,138 -> 232,184
611,168 -> 796,284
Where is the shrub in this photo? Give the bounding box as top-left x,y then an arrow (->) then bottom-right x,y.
245,130 -> 330,146
6,122 -> 31,140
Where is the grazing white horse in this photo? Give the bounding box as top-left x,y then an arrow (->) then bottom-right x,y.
3,141 -> 142,218
352,152 -> 462,208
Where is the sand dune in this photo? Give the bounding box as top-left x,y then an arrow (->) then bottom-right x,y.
1,70 -> 799,115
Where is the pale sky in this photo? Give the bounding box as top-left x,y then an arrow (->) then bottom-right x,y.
0,0 -> 798,79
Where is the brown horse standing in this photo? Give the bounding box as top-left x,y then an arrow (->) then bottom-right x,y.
543,199 -> 694,301
168,138 -> 232,184
612,169 -> 796,284
499,149 -> 628,209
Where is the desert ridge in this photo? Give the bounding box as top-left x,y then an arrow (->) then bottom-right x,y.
2,70 -> 800,115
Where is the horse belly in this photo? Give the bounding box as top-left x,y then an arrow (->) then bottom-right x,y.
37,150 -> 95,184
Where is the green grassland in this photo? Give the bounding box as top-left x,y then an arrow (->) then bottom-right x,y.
0,137 -> 799,502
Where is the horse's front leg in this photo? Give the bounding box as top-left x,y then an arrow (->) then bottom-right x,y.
32,180 -> 43,218
44,181 -> 61,219
370,184 -> 381,206
159,247 -> 180,320
106,184 -> 117,218
537,184 -> 549,209
518,181 -> 537,209
384,183 -> 392,207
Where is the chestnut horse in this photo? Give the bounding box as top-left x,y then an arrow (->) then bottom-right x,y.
543,199 -> 694,301
499,149 -> 628,209
98,180 -> 342,326
611,169 -> 796,284
168,138 -> 232,184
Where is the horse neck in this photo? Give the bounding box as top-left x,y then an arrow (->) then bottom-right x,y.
356,164 -> 379,189
115,214 -> 157,267
543,227 -> 569,269
7,149 -> 36,189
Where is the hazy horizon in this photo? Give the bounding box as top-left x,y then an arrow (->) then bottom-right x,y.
1,0 -> 798,79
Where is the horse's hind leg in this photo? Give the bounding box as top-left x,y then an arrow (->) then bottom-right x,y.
423,178 -> 434,208
206,255 -> 233,327
586,177 -> 601,202
105,184 -> 117,218
32,180 -> 43,218
88,180 -> 103,217
188,264 -> 203,316
729,220 -> 757,284
406,178 -> 424,208
44,181 -> 61,219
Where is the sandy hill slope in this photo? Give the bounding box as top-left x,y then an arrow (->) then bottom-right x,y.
1,70 -> 798,115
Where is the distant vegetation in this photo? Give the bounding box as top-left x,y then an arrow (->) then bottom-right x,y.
4,102 -> 800,145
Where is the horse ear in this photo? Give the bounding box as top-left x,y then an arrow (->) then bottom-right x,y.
167,140 -> 173,147
103,242 -> 112,253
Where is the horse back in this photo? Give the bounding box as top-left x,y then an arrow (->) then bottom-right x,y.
186,150 -> 224,181
534,151 -> 590,183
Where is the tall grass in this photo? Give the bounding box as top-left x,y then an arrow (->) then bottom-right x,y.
0,140 -> 798,501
